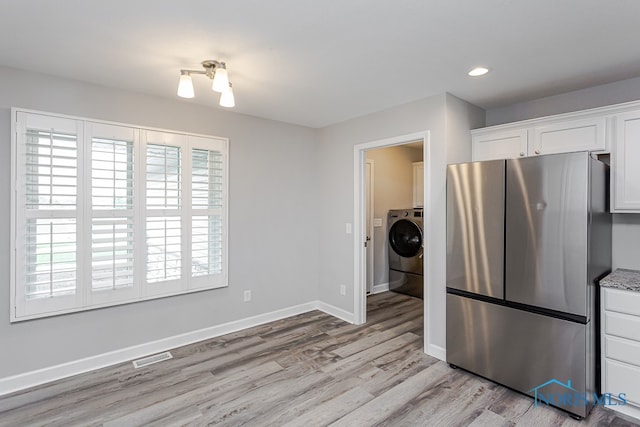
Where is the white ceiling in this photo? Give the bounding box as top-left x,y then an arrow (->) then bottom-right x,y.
1,0 -> 640,128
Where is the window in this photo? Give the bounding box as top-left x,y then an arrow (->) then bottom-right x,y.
11,110 -> 228,321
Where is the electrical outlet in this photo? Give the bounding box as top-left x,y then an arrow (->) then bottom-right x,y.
340,285 -> 346,296
243,290 -> 252,302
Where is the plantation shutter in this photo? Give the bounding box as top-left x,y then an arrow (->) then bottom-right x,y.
12,109 -> 229,321
15,113 -> 84,317
143,130 -> 186,296
86,123 -> 138,305
190,136 -> 227,289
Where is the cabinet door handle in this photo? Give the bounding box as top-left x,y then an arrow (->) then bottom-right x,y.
534,149 -> 541,155
519,152 -> 525,157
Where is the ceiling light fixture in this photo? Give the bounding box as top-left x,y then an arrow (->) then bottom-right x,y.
468,67 -> 489,77
177,71 -> 195,98
177,60 -> 235,108
219,83 -> 235,108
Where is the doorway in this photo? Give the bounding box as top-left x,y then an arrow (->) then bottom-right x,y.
353,131 -> 431,346
364,142 -> 424,297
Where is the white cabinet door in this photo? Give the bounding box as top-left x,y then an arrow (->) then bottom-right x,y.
604,359 -> 640,406
471,130 -> 527,161
530,117 -> 606,156
612,110 -> 640,212
413,161 -> 424,208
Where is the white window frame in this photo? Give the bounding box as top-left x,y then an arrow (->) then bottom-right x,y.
10,108 -> 229,322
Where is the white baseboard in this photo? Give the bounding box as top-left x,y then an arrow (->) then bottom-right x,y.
607,402 -> 640,423
315,301 -> 355,323
426,343 -> 446,361
372,282 -> 389,294
0,300 -> 352,397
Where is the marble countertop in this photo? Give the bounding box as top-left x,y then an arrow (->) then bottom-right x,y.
600,268 -> 640,292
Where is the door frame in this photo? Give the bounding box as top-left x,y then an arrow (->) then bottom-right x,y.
365,159 -> 374,294
353,131 -> 431,332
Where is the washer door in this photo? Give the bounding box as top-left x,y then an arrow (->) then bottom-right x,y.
389,219 -> 423,258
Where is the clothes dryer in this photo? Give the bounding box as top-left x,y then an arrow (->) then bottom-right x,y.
387,209 -> 423,299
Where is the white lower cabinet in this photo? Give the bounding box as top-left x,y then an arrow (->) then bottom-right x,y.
604,359 -> 640,407
601,287 -> 640,419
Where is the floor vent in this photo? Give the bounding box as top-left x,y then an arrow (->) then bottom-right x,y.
132,351 -> 173,369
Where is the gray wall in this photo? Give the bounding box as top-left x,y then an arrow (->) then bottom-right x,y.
0,66 -> 320,378
446,94 -> 482,163
317,93 -> 484,354
484,76 -> 640,271
486,76 -> 640,127
1,66 -> 486,379
366,145 -> 423,287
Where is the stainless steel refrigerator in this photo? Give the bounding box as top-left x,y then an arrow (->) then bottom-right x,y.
446,151 -> 611,419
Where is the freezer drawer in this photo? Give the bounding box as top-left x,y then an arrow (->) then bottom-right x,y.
505,152 -> 589,317
446,293 -> 594,418
446,160 -> 505,299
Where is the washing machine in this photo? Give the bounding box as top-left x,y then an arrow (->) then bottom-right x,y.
388,208 -> 424,299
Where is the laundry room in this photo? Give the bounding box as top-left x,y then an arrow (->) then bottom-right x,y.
364,141 -> 424,299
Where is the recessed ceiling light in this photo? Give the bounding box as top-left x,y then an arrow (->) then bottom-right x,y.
468,67 -> 489,77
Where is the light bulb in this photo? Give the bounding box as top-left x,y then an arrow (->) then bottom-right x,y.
177,72 -> 194,98
468,67 -> 489,77
219,83 -> 235,108
212,63 -> 229,93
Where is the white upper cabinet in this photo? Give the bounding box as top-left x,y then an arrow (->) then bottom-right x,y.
472,129 -> 527,161
530,116 -> 606,155
470,99 -> 640,213
472,109 -> 609,162
612,110 -> 640,212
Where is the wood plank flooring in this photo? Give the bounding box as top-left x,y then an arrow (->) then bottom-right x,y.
0,292 -> 638,426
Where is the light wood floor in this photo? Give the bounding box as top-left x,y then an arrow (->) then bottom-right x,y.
0,292 -> 637,427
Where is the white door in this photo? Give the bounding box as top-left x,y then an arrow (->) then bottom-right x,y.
365,160 -> 374,294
